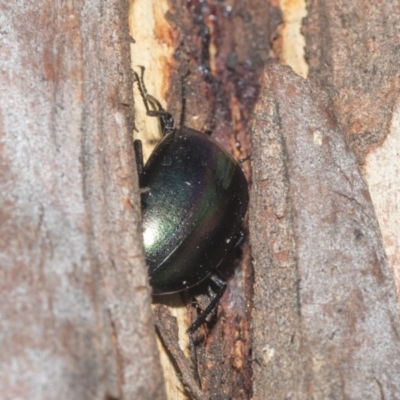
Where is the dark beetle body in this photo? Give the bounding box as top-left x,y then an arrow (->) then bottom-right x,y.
141,126 -> 248,294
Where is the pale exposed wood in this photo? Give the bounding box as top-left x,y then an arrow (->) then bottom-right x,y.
278,0 -> 309,78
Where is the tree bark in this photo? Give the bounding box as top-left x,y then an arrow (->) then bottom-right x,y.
304,0 -> 400,163
3,0 -> 400,399
0,1 -> 164,399
303,0 -> 400,302
250,61 -> 400,400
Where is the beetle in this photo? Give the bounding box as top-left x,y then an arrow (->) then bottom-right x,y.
133,68 -> 249,358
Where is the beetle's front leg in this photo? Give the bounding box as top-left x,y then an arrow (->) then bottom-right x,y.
134,139 -> 145,188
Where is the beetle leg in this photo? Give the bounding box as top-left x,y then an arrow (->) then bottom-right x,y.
146,109 -> 175,136
238,154 -> 251,164
134,139 -> 145,188
187,273 -> 227,382
206,285 -> 218,320
187,273 -> 226,335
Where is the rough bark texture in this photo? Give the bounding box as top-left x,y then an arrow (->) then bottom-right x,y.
303,0 -> 400,329
0,1 -> 165,399
250,62 -> 400,399
303,0 -> 400,162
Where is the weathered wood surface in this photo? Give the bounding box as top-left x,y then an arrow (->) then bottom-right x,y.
0,1 -> 165,399
303,0 -> 400,308
250,62 -> 400,400
304,0 -> 400,162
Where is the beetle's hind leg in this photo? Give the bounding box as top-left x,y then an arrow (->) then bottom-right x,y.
187,273 -> 227,383
187,273 -> 226,335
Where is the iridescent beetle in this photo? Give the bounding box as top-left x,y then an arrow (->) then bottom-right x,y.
133,68 -> 248,357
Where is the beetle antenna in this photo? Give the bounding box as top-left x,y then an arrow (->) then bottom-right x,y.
134,66 -> 175,136
133,68 -> 150,114
137,66 -> 150,101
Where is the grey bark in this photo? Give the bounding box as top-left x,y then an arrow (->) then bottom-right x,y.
0,1 -> 165,399
303,0 -> 400,162
250,62 -> 400,400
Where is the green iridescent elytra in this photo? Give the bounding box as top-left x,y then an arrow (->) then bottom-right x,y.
141,126 -> 248,294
